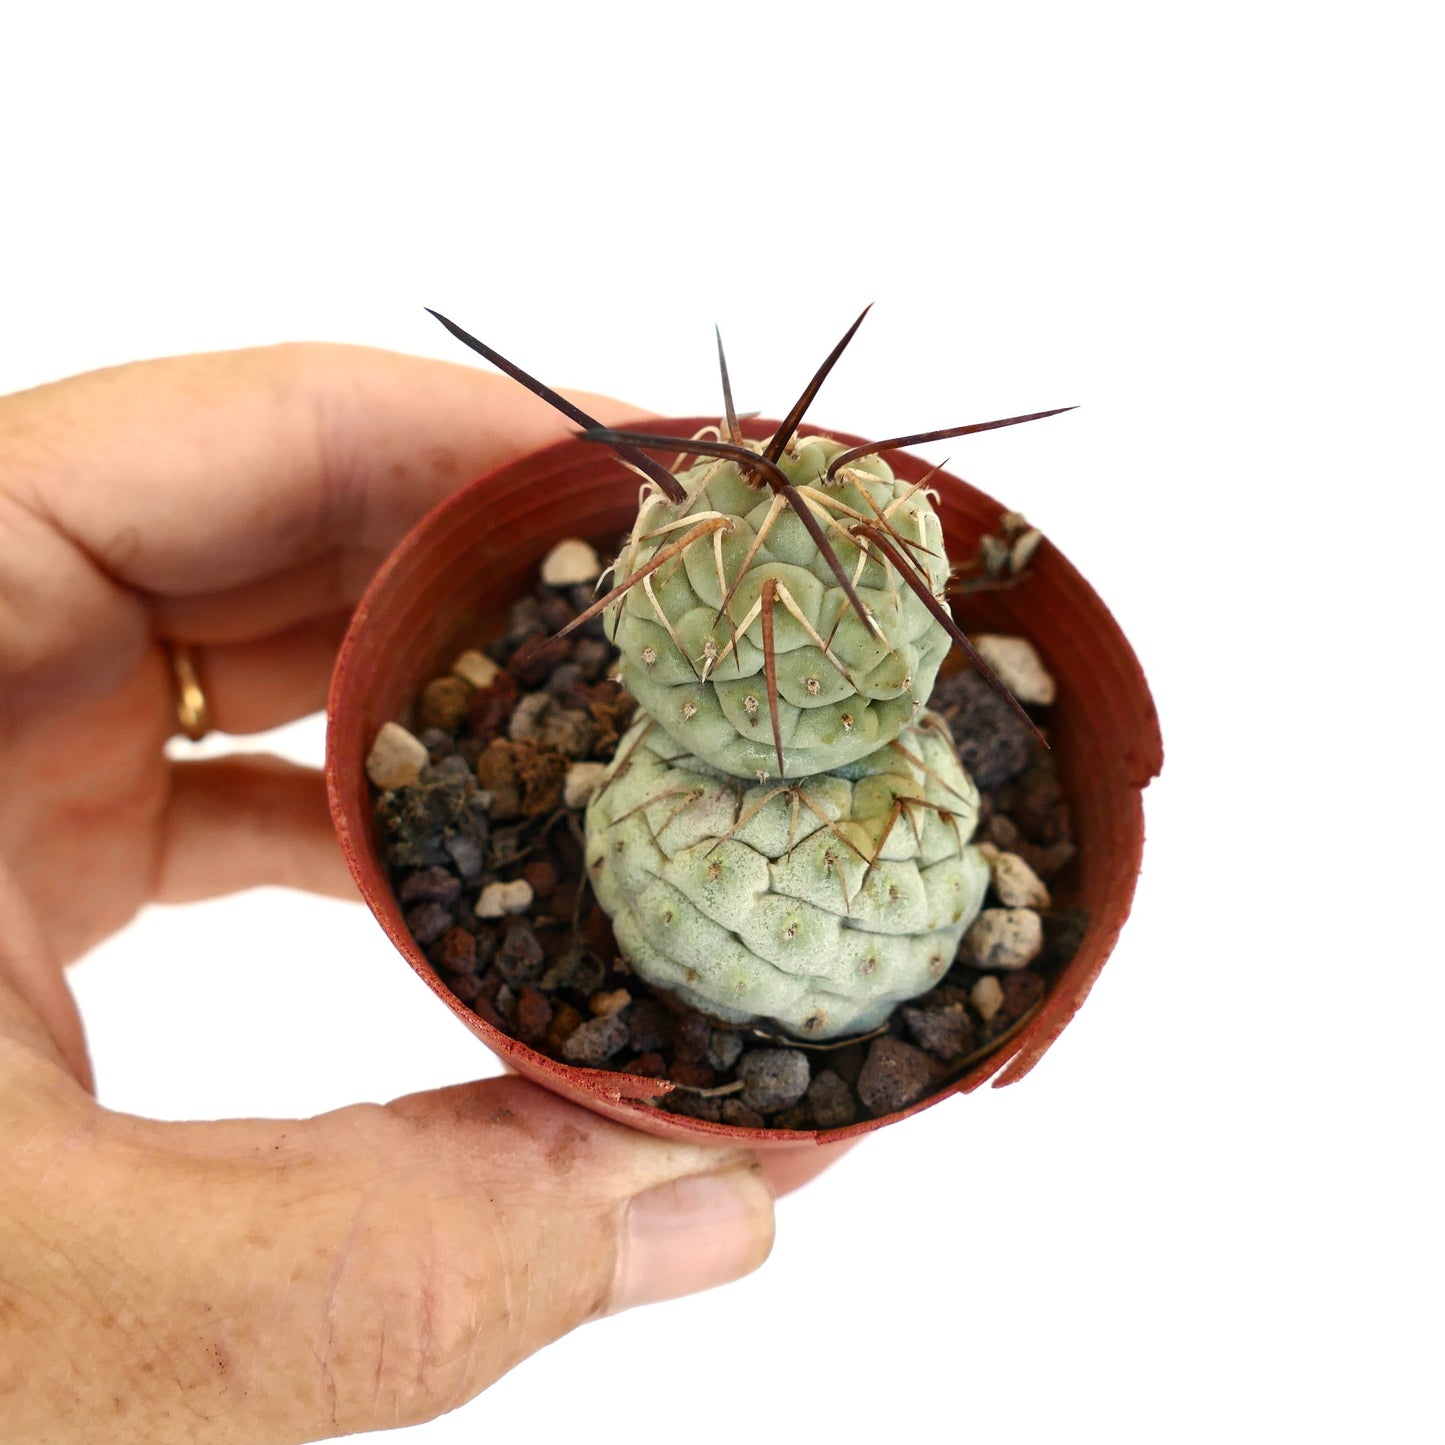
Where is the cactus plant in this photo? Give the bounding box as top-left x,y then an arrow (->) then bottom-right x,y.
429,306 -> 1069,1039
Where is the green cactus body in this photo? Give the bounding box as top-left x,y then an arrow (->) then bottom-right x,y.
605,434 -> 952,781
585,709 -> 989,1040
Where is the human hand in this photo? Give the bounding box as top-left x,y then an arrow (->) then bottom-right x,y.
0,347 -> 838,1442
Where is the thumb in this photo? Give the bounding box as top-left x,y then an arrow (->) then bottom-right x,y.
78,1076 -> 774,1442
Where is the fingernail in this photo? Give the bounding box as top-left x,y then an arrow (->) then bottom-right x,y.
611,1166 -> 775,1313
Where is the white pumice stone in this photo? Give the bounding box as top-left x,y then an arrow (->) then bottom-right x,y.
365,721 -> 430,790
970,974 -> 1005,1022
452,649 -> 500,689
1009,528 -> 1044,573
475,879 -> 534,918
564,761 -> 610,810
963,908 -> 1043,971
969,634 -> 1057,707
990,851 -> 1052,909
541,537 -> 602,587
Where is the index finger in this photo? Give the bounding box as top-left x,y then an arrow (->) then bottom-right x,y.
0,340 -> 649,600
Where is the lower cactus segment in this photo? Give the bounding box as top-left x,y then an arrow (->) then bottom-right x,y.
585,711 -> 989,1040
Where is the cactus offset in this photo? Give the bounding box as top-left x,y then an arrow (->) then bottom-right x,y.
431,306 -> 1069,1040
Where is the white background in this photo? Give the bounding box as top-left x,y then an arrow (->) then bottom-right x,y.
3,3 -> 1440,1441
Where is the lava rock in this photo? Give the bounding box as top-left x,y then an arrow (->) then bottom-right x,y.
666,1092 -> 722,1122
537,593 -> 577,634
674,1011 -> 713,1064
398,867 -> 461,906
443,834 -> 485,880
545,663 -> 584,699
509,691 -> 552,742
669,1060 -> 716,1089
627,1000 -> 671,1052
419,727 -> 455,762
806,1069 -> 858,1129
857,1038 -> 939,1115
1002,969 -> 1046,1020
721,1099 -> 766,1129
562,1011 -> 630,1066
448,971 -> 484,1004
433,927 -> 478,975
522,859 -> 558,903
539,707 -> 595,759
509,635 -> 570,689
901,1002 -> 975,1061
572,637 -> 612,682
546,1001 -> 585,1054
503,594 -> 546,648
771,1103 -> 814,1131
468,672 -> 520,743
540,942 -> 605,995
705,1030 -> 744,1073
514,986 -> 553,1044
738,1049 -> 811,1114
1041,907 -> 1090,968
932,669 -> 1036,790
405,901 -> 455,947
493,921 -> 545,986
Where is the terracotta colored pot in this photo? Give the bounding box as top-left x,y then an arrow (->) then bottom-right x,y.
326,418 -> 1162,1149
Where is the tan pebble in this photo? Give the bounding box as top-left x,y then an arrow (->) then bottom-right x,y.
963,908 -> 1044,971
991,851 -> 1052,909
541,538 -> 602,587
589,988 -> 632,1018
365,721 -> 429,790
969,634 -> 1056,706
475,879 -> 534,918
452,649 -> 500,689
970,975 -> 1005,1022
418,675 -> 474,731
975,840 -> 1001,864
564,761 -> 610,810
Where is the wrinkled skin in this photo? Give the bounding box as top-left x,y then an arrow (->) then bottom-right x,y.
0,348 -> 847,1443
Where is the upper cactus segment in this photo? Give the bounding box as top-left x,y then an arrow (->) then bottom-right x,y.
601,432 -> 954,779
585,711 -> 991,1039
427,306 -> 1070,773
